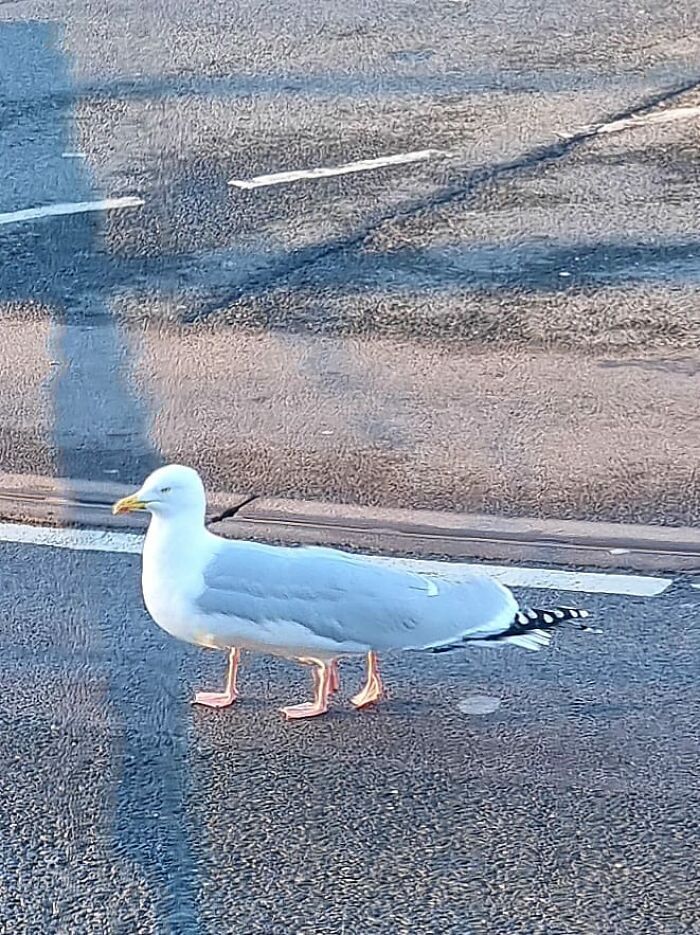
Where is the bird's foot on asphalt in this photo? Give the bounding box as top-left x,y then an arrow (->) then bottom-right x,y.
192,690 -> 238,708
350,679 -> 384,709
280,701 -> 329,720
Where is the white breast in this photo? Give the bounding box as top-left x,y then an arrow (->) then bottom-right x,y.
141,516 -> 214,645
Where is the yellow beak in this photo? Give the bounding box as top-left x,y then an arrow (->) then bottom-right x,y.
112,493 -> 147,515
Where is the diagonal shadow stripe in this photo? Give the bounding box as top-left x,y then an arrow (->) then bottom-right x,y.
184,72 -> 700,321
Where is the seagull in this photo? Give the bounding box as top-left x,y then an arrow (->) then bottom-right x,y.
114,464 -> 592,719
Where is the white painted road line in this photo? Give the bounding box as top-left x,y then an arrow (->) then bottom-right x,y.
229,149 -> 452,190
0,196 -> 144,227
383,556 -> 672,597
472,563 -> 671,597
0,522 -> 143,555
595,104 -> 700,135
0,520 -> 673,596
570,105 -> 700,141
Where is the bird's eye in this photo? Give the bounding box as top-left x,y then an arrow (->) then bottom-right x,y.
160,487 -> 171,494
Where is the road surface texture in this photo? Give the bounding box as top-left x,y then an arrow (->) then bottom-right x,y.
1,2 -> 700,522
0,537 -> 698,933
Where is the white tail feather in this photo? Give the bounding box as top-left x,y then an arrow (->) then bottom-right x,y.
425,605 -> 593,655
467,628 -> 553,651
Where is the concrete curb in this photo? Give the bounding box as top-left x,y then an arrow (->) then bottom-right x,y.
0,472 -> 699,572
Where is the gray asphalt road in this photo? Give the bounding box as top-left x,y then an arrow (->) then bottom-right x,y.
1,540 -> 698,933
1,1 -> 700,522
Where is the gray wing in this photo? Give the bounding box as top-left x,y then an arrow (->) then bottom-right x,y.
195,539 -> 517,651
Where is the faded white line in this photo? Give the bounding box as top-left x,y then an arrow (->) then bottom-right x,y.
378,556 -> 672,597
595,104 -> 700,135
572,105 -> 700,140
0,522 -> 143,555
229,149 -> 452,190
0,520 -> 672,596
62,152 -> 88,159
0,196 -> 144,227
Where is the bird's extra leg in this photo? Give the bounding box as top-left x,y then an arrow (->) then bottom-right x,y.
329,659 -> 340,693
281,658 -> 333,720
351,651 -> 384,709
193,647 -> 240,708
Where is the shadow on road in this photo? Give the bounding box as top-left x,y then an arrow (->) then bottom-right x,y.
0,21 -> 197,928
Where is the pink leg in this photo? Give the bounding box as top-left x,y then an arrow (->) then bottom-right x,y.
294,657 -> 339,692
329,659 -> 340,693
281,659 -> 333,720
351,651 -> 384,709
193,647 -> 240,708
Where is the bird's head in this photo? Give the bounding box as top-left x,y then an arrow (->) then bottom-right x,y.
113,464 -> 207,521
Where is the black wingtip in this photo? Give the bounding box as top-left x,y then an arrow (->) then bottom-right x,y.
425,606 -> 595,654
513,606 -> 592,633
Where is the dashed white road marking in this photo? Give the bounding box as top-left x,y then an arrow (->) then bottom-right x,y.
61,152 -> 88,159
229,149 -> 452,190
0,519 -> 673,596
572,104 -> 700,140
0,196 -> 143,227
594,104 -> 700,135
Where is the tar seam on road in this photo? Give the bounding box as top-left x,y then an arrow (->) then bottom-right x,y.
191,72 -> 700,320
0,519 -> 673,596
0,196 -> 143,226
229,149 -> 453,189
